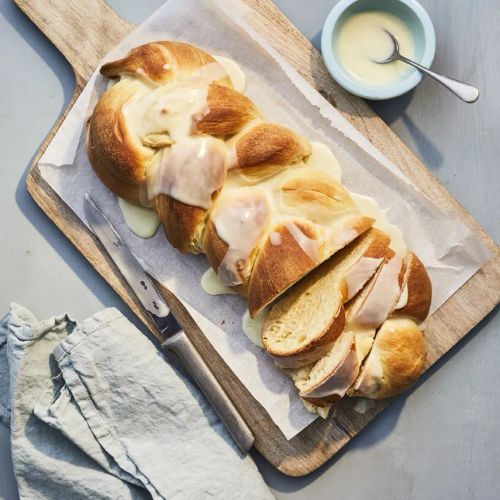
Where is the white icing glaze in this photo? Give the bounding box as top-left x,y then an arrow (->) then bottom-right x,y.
123,82 -> 210,141
121,62 -> 248,210
278,167 -> 350,223
305,142 -> 342,181
225,146 -> 239,169
200,268 -> 238,295
213,56 -> 246,93
352,328 -> 377,364
300,333 -> 358,399
212,189 -> 271,285
351,193 -> 406,256
118,198 -> 160,238
336,10 -> 415,86
395,282 -> 409,309
353,254 -> 403,328
132,67 -> 160,88
147,136 -> 227,208
269,231 -> 282,246
324,215 -> 360,253
353,346 -> 384,395
284,222 -> 319,262
241,308 -> 266,348
344,256 -> 384,301
190,61 -> 230,85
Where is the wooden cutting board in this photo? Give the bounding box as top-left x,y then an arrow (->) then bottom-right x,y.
15,0 -> 500,476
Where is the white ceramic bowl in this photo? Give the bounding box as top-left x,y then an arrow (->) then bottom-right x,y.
321,0 -> 436,100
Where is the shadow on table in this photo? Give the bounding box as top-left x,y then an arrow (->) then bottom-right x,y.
253,308 -> 497,493
2,1 -> 73,99
15,156 -> 149,332
8,1 -> 147,335
370,95 -> 444,170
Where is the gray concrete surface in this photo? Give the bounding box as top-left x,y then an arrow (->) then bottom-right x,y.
0,0 -> 498,499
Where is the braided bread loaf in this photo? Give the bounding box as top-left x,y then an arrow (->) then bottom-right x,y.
87,41 -> 432,415
87,41 -> 374,315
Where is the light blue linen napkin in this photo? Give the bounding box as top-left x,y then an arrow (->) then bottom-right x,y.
0,304 -> 273,499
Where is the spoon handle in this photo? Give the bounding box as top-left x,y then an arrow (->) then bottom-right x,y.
398,55 -> 479,103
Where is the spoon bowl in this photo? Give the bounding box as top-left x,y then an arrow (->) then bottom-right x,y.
375,30 -> 402,63
374,29 -> 480,102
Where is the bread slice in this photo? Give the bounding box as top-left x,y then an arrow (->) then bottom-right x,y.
291,251 -> 404,410
247,214 -> 374,316
260,228 -> 390,368
293,331 -> 358,405
392,252 -> 432,322
345,251 -> 404,328
261,276 -> 345,369
288,249 -> 430,412
350,317 -> 427,399
327,228 -> 391,302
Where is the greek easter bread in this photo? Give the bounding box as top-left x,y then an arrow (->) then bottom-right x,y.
86,41 -> 432,418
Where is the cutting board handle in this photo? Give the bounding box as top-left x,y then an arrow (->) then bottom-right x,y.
13,0 -> 132,82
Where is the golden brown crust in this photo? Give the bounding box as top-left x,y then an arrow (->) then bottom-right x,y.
203,189 -> 271,286
280,169 -> 356,223
363,229 -> 391,260
247,216 -> 374,316
204,220 -> 228,273
352,318 -> 427,399
195,84 -> 260,136
281,170 -> 353,207
86,83 -> 153,204
203,219 -> 262,285
235,123 -> 311,169
393,252 -> 432,322
101,41 -> 231,87
153,194 -> 206,253
265,304 -> 346,369
353,216 -> 376,236
247,221 -> 320,316
323,215 -> 375,257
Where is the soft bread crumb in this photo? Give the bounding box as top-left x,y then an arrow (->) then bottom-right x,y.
302,399 -> 331,419
262,275 -> 343,354
293,331 -> 353,393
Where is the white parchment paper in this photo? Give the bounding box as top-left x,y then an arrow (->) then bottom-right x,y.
38,0 -> 491,439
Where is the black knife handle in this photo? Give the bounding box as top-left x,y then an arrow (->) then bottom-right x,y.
162,330 -> 254,454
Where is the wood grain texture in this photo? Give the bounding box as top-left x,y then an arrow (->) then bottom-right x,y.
14,0 -> 500,476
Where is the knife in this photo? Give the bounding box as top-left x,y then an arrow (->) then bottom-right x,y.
83,193 -> 254,453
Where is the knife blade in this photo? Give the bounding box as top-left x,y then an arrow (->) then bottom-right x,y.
83,193 -> 254,453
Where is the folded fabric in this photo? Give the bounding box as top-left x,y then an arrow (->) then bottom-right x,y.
0,304 -> 273,499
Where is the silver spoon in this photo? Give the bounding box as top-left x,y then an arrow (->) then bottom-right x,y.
377,30 -> 479,103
